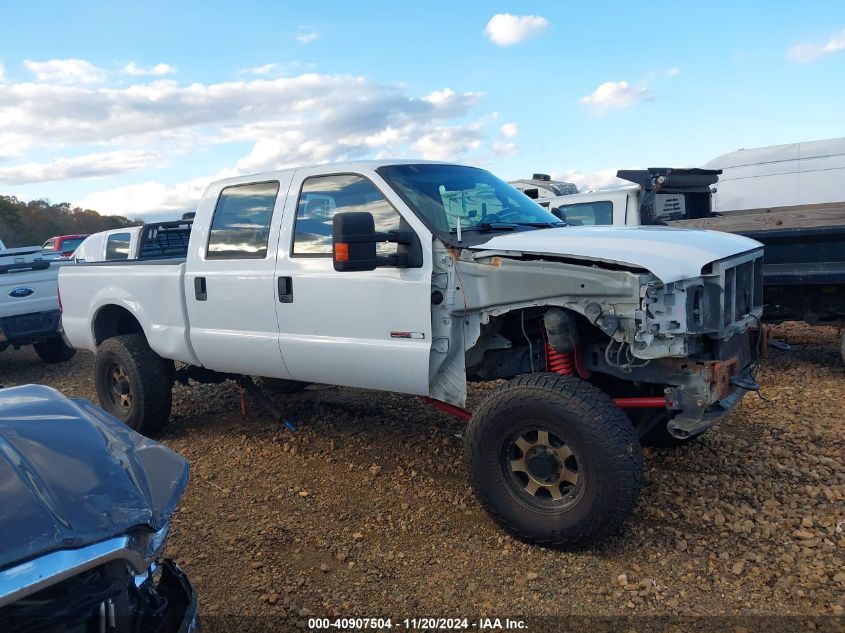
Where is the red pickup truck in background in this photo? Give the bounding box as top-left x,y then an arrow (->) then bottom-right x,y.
42,234 -> 89,258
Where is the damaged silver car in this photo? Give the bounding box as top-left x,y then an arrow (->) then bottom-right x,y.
0,384 -> 198,632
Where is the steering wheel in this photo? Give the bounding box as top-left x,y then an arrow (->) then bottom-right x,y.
483,207 -> 523,223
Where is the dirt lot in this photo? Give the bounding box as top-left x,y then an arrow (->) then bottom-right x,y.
2,322 -> 844,631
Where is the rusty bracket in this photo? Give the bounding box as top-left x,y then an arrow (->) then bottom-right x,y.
711,357 -> 739,400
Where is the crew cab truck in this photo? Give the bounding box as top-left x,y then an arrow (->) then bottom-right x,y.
60,161 -> 763,548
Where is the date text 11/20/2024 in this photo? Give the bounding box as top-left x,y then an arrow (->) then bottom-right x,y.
307,617 -> 527,630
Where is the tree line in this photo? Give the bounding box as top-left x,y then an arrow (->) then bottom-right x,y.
0,196 -> 139,248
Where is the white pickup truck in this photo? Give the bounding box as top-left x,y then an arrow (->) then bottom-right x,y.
60,160 -> 764,547
0,243 -> 76,363
72,218 -> 192,263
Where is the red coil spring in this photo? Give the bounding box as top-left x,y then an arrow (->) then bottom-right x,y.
545,339 -> 574,375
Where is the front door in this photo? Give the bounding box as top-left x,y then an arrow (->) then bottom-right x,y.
273,167 -> 433,395
184,174 -> 295,378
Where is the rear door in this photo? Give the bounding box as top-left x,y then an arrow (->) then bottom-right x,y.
273,167 -> 433,395
184,174 -> 295,378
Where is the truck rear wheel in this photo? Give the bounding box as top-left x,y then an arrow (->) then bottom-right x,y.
33,336 -> 76,364
465,373 -> 643,548
94,334 -> 174,436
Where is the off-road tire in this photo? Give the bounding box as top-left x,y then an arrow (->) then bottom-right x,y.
633,410 -> 703,448
94,334 -> 174,436
258,377 -> 310,394
33,336 -> 76,364
465,373 -> 643,549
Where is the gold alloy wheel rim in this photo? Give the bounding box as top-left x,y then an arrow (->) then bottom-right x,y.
110,363 -> 132,410
509,430 -> 578,501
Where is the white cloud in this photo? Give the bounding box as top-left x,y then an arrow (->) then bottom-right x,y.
295,31 -> 319,44
551,168 -> 631,192
249,63 -> 283,75
492,141 -> 519,156
666,67 -> 681,76
23,58 -> 106,84
411,127 -> 484,161
0,74 -> 482,155
0,65 -> 490,216
243,61 -> 315,77
76,175 -> 212,218
123,62 -> 176,76
786,27 -> 845,63
484,13 -> 549,46
500,122 -> 519,139
579,80 -> 649,115
0,63 -> 5,83
0,150 -> 159,184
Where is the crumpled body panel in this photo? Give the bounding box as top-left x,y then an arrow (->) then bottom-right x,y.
0,384 -> 189,570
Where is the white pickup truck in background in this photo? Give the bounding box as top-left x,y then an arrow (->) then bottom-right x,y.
60,160 -> 764,548
72,218 -> 192,263
0,242 -> 76,363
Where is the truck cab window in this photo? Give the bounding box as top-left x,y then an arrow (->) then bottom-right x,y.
105,233 -> 131,260
207,181 -> 280,259
552,201 -> 613,226
293,174 -> 401,256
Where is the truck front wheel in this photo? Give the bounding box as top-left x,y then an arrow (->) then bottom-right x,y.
94,334 -> 174,436
465,373 -> 643,548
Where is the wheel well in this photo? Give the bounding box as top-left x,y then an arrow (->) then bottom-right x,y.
93,305 -> 145,346
465,307 -> 600,382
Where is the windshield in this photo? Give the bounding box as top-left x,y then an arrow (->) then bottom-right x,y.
377,164 -> 564,239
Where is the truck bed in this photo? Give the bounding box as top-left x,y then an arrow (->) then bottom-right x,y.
58,259 -> 197,363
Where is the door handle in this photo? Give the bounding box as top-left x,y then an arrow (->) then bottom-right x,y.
278,276 -> 293,303
194,277 -> 207,301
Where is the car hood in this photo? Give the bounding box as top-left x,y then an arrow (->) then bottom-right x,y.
0,385 -> 189,570
472,225 -> 762,283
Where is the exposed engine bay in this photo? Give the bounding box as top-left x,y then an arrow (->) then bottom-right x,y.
428,242 -> 764,438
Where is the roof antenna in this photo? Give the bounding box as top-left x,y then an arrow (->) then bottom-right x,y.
456,217 -> 462,242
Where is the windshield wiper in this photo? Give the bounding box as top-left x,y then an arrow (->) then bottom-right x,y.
514,221 -> 567,228
449,222 -> 518,233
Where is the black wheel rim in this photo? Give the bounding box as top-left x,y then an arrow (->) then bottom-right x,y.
106,361 -> 132,413
500,426 -> 583,511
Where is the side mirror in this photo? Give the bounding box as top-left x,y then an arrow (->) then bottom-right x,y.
332,212 -> 419,272
551,207 -> 568,223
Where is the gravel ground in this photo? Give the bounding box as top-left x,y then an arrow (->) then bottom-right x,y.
1,322 -> 844,631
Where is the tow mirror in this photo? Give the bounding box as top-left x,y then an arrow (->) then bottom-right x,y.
332,212 -> 419,272
550,207 -> 568,223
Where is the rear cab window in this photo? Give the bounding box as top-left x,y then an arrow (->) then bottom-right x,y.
105,232 -> 132,260
207,181 -> 280,259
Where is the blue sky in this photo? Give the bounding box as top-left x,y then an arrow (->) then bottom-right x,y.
1,0 -> 844,218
